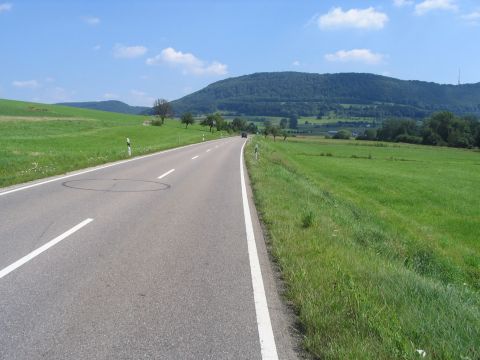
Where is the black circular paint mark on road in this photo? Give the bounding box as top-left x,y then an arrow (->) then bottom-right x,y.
62,179 -> 170,193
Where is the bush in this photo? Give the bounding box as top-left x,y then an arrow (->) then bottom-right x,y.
395,134 -> 423,144
151,118 -> 163,126
333,130 -> 351,140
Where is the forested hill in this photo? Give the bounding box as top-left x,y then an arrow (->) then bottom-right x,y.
171,72 -> 480,118
57,100 -> 150,115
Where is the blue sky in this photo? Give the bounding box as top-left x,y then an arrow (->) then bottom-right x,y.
1,0 -> 479,106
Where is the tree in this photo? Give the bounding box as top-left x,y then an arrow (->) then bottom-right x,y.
181,113 -> 195,129
214,113 -> 225,131
282,130 -> 288,141
246,122 -> 258,134
262,127 -> 270,138
152,99 -> 172,125
289,115 -> 298,129
232,117 -> 247,131
200,113 -> 220,132
279,118 -> 288,129
270,126 -> 280,141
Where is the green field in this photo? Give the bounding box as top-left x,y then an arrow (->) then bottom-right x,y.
0,99 -> 223,188
246,136 -> 479,359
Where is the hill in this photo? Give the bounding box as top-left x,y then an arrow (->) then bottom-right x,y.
57,100 -> 150,115
0,98 -> 221,188
171,72 -> 480,118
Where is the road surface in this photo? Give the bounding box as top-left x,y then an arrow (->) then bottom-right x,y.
0,138 -> 297,359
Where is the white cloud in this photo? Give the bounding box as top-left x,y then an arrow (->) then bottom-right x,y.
83,16 -> 100,25
146,47 -> 228,76
92,44 -> 101,51
45,77 -> 55,83
393,0 -> 414,7
415,0 -> 458,15
0,3 -> 12,13
292,60 -> 301,67
325,49 -> 386,65
12,80 -> 40,89
461,11 -> 480,24
113,44 -> 147,59
319,7 -> 389,30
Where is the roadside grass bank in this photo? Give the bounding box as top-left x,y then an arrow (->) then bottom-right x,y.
245,136 -> 479,359
0,99 -> 223,188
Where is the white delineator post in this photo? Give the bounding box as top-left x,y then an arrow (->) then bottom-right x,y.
202,133 -> 205,142
255,144 -> 259,161
127,137 -> 132,156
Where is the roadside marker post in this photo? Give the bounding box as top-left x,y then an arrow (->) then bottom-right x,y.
127,137 -> 132,157
202,133 -> 205,142
255,144 -> 259,161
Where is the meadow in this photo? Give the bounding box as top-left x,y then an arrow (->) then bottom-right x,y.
0,99 -> 222,188
246,136 -> 480,359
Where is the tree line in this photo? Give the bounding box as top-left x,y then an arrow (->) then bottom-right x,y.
357,112 -> 480,148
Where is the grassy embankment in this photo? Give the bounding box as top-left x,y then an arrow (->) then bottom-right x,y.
246,136 -> 479,359
0,99 -> 222,188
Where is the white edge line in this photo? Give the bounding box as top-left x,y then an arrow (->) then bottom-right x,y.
191,155 -> 199,160
0,139 -> 226,197
158,168 -> 175,179
239,140 -> 279,360
0,218 -> 94,279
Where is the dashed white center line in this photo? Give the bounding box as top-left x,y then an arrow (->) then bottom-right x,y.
158,169 -> 175,179
0,218 -> 94,280
206,149 -> 211,152
192,155 -> 199,160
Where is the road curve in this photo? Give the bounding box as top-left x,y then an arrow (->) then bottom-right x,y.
0,137 -> 297,359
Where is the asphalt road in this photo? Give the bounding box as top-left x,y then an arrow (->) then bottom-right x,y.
0,138 -> 297,360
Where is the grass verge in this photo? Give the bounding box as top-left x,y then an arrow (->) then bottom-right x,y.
246,136 -> 479,359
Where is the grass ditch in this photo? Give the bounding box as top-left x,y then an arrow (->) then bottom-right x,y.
245,136 -> 479,359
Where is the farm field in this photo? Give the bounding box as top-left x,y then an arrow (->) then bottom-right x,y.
0,99 -> 223,188
245,136 -> 480,359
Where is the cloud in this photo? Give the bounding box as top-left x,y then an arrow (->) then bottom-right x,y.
12,80 -> 40,89
83,16 -> 100,25
415,0 -> 458,15
0,3 -> 12,13
325,49 -> 386,65
292,60 -> 301,67
92,44 -> 101,51
319,7 -> 389,30
146,47 -> 228,76
393,0 -> 414,7
113,44 -> 147,59
461,11 -> 480,24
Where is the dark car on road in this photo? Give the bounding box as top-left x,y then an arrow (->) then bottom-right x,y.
241,132 -> 247,138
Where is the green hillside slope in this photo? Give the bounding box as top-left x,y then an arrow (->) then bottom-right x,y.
171,72 -> 480,118
0,99 -> 221,187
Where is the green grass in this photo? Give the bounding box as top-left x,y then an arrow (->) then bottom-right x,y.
0,99 -> 223,187
246,136 -> 479,359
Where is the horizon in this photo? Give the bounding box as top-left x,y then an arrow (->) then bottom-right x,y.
1,0 -> 479,106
